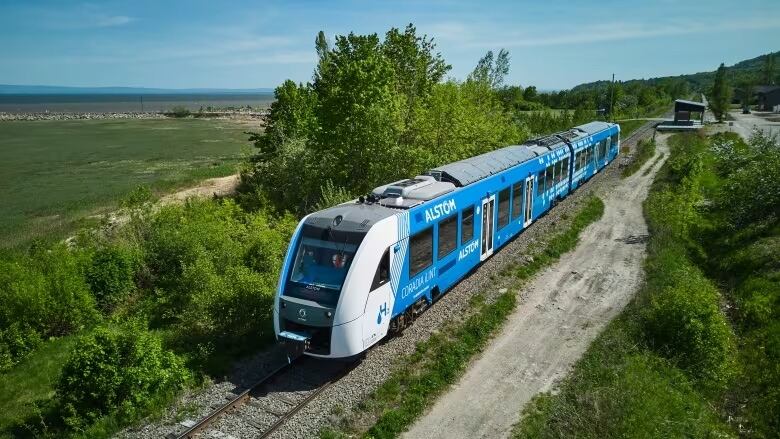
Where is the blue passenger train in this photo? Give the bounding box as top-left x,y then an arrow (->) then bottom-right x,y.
274,121 -> 620,358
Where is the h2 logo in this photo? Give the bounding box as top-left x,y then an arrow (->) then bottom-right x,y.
376,302 -> 388,324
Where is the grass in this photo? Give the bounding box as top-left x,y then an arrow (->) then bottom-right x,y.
0,118 -> 252,248
617,119 -> 648,139
0,335 -> 78,436
642,152 -> 665,176
621,138 -> 656,178
322,196 -> 605,439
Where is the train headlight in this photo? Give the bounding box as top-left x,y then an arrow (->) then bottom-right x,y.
281,302 -> 286,308
326,311 -> 333,318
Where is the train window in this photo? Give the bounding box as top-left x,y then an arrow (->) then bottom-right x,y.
498,187 -> 510,228
563,157 -> 569,178
371,248 -> 391,291
545,165 -> 554,189
461,205 -> 474,243
512,182 -> 522,219
438,215 -> 458,258
409,227 -> 433,277
537,171 -> 545,195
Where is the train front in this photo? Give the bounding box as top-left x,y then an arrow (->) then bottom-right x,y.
273,204 -> 396,360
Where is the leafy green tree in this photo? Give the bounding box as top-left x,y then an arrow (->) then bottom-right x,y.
469,49 -> 510,89
523,85 -> 538,102
312,32 -> 404,192
709,63 -> 732,121
762,53 -> 776,85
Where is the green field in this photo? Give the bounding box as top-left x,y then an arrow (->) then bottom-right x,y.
0,118 -> 252,248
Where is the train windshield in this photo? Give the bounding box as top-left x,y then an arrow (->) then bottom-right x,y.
285,224 -> 365,306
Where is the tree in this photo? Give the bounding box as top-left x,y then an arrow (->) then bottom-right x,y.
312,32 -> 404,191
740,79 -> 754,111
710,63 -> 732,121
523,85 -> 538,102
761,53 -> 776,85
469,49 -> 510,89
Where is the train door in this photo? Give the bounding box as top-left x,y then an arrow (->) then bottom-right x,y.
480,195 -> 495,261
523,176 -> 534,227
595,140 -> 601,171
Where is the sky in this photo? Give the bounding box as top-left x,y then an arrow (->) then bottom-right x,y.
1,0 -> 779,91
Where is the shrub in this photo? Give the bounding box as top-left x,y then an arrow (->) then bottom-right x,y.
168,106 -> 191,118
0,246 -> 99,350
178,260 -> 275,345
86,245 -> 139,313
0,323 -> 42,371
56,324 -> 189,430
643,254 -> 735,385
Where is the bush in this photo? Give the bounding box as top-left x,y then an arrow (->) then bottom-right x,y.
642,260 -> 737,387
86,245 -> 139,313
0,245 -> 99,368
56,324 -> 189,430
178,260 -> 275,346
168,106 -> 191,118
0,323 -> 42,372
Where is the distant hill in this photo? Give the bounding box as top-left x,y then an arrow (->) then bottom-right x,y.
572,50 -> 780,92
0,84 -> 274,95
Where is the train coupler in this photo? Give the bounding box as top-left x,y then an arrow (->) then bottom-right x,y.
278,330 -> 311,362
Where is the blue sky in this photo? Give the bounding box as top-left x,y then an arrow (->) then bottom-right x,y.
1,0 -> 778,90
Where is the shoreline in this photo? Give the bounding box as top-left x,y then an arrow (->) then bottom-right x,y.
0,110 -> 269,122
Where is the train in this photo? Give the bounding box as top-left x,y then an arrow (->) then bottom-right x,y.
273,121 -> 620,359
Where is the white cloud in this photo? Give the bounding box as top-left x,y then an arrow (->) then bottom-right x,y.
428,16 -> 780,49
95,15 -> 134,28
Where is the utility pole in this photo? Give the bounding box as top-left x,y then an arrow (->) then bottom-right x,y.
609,73 -> 615,122
140,95 -> 144,113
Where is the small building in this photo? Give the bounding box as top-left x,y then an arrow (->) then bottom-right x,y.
732,85 -> 780,112
657,99 -> 706,132
756,86 -> 780,112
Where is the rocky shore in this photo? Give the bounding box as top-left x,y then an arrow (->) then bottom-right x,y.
0,111 -> 167,121
0,110 -> 269,122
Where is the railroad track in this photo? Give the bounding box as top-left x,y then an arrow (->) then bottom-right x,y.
162,117 -> 659,439
167,351 -> 357,439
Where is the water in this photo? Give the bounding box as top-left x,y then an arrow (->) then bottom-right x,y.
0,93 -> 275,113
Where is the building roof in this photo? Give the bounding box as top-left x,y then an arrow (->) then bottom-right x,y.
674,99 -> 706,113
754,85 -> 780,95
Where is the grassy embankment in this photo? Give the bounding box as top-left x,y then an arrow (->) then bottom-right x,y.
513,131 -> 779,438
322,196 -> 605,439
621,138 -> 656,178
0,118 -> 250,248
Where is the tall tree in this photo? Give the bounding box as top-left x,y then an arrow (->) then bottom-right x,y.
761,53 -> 776,85
469,49 -> 510,88
740,79 -> 754,111
710,63 -> 732,121
312,32 -> 404,190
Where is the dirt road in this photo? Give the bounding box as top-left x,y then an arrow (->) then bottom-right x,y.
404,134 -> 671,439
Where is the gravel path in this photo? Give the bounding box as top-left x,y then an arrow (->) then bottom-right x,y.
404,132 -> 670,439
116,125 -> 655,439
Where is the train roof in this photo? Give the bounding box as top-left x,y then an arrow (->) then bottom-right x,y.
307,120 -> 617,226
427,144 -> 539,187
574,121 -> 615,135
303,202 -> 397,234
